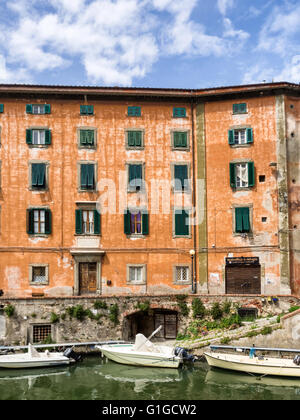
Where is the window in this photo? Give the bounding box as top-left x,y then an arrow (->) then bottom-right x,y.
27,208 -> 52,235
124,209 -> 149,235
0,104 -> 3,113
128,106 -> 141,117
128,163 -> 143,192
75,209 -> 101,234
127,264 -> 146,284
230,162 -> 255,189
30,265 -> 49,285
173,107 -> 186,118
126,130 -> 143,148
233,103 -> 247,114
26,129 -> 51,146
80,105 -> 94,115
173,164 -> 189,191
228,128 -> 253,145
174,266 -> 190,284
26,104 -> 51,114
172,131 -> 188,149
235,207 -> 250,233
31,163 -> 47,190
80,163 -> 96,191
32,325 -> 52,343
79,129 -> 95,147
174,209 -> 190,237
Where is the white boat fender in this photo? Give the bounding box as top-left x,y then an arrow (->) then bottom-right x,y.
63,347 -> 82,363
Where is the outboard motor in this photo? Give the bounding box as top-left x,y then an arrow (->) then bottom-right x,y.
63,347 -> 82,363
174,347 -> 197,363
293,355 -> 300,366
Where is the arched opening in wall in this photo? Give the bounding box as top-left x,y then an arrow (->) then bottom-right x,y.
123,309 -> 178,342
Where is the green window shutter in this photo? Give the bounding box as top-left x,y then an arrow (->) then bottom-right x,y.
128,131 -> 142,147
175,210 -> 189,236
80,105 -> 86,115
27,209 -> 34,234
87,164 -> 95,189
246,128 -> 253,144
135,131 -> 142,147
230,163 -> 236,188
0,104 -> 4,113
174,165 -> 188,190
80,130 -> 94,146
45,130 -> 51,145
26,104 -> 33,114
44,104 -> 51,114
81,164 -> 94,189
142,210 -> 149,235
128,106 -> 141,117
235,207 -> 250,233
94,210 -> 101,234
128,131 -> 135,146
242,207 -> 250,232
124,209 -> 131,235
173,107 -> 186,118
129,164 -> 142,189
174,132 -> 187,148
248,162 -> 255,187
75,209 -> 82,234
235,208 -> 243,232
233,103 -> 247,114
32,163 -> 46,188
228,129 -> 235,145
81,164 -> 87,189
87,105 -> 94,115
26,129 -> 33,145
45,209 -> 52,235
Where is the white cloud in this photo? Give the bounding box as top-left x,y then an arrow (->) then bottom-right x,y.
0,54 -> 30,83
217,0 -> 234,16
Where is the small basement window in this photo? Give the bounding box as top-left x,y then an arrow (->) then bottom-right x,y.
32,324 -> 52,343
238,307 -> 258,320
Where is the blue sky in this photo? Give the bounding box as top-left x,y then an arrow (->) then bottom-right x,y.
0,0 -> 299,88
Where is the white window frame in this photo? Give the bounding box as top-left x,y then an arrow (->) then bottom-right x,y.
173,265 -> 191,284
32,129 -> 46,145
234,129 -> 246,145
235,163 -> 249,188
126,264 -> 147,285
32,105 -> 46,115
29,264 -> 49,285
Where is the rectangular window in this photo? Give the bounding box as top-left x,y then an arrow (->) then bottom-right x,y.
75,209 -> 101,235
27,208 -> 51,235
80,163 -> 95,190
230,162 -> 255,188
0,104 -> 4,113
175,266 -> 190,283
174,209 -> 190,236
80,105 -> 94,115
33,325 -> 52,343
26,129 -> 51,146
174,164 -> 189,191
32,266 -> 47,284
235,207 -> 250,233
26,104 -> 51,114
127,131 -> 143,148
31,163 -> 46,190
127,265 -> 146,284
128,164 -> 143,192
233,103 -> 247,114
173,107 -> 186,118
124,209 -> 149,235
173,131 -> 188,149
228,128 -> 253,145
128,106 -> 141,117
79,129 -> 95,147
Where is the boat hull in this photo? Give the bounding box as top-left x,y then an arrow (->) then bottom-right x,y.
98,344 -> 181,369
204,352 -> 300,378
0,353 -> 72,369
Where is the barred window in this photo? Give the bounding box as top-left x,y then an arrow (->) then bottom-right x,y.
175,266 -> 190,283
33,325 -> 51,343
32,266 -> 46,283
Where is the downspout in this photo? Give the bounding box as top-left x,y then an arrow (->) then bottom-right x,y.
191,98 -> 197,293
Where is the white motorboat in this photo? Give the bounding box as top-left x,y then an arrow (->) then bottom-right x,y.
0,344 -> 79,369
96,326 -> 186,369
204,351 -> 300,378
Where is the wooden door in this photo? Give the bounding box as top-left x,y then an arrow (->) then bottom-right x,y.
226,265 -> 261,294
154,313 -> 177,339
79,262 -> 97,294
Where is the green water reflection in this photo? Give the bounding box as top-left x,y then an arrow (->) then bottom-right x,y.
0,357 -> 299,400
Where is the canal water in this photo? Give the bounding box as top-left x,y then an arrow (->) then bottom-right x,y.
0,356 -> 299,400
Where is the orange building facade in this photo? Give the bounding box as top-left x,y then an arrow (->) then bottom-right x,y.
0,83 -> 299,299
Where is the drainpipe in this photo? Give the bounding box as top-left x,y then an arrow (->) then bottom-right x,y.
191,99 -> 197,294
